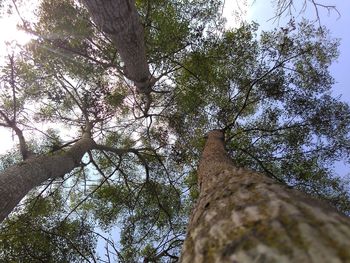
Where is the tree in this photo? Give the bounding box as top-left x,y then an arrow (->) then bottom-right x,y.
180,130 -> 350,262
0,0 -> 350,261
0,191 -> 96,262
272,0 -> 339,24
82,0 -> 154,92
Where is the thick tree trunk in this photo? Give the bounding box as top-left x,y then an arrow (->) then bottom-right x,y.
83,0 -> 154,92
180,130 -> 350,262
0,135 -> 96,223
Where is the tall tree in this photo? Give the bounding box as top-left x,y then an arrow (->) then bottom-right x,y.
180,130 -> 350,262
0,0 -> 350,261
82,0 -> 154,92
0,51 -> 151,223
0,122 -> 95,222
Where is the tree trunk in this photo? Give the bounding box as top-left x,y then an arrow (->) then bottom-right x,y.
180,130 -> 350,262
0,135 -> 95,223
83,0 -> 154,92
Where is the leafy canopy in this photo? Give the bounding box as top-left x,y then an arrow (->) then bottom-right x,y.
0,0 -> 349,262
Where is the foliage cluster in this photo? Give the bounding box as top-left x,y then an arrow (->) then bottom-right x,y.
0,0 -> 349,261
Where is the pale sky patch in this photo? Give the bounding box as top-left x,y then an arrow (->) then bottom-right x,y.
223,0 -> 249,28
0,16 -> 31,53
0,127 -> 14,154
0,3 -> 36,154
0,17 -> 28,154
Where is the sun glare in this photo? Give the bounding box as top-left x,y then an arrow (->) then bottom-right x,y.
0,14 -> 33,154
0,15 -> 32,55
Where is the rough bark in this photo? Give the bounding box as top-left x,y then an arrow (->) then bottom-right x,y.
180,130 -> 350,263
82,0 -> 155,92
0,133 -> 96,223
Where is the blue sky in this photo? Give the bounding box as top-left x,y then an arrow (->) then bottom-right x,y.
224,0 -> 349,100
248,1 -> 350,102
0,0 -> 348,178
0,0 -> 349,259
322,2 -> 350,101
222,0 -> 350,176
250,1 -> 350,176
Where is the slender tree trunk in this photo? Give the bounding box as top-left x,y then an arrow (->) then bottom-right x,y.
83,0 -> 154,92
0,135 -> 96,223
180,130 -> 350,262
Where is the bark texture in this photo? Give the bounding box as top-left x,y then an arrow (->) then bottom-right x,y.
0,134 -> 95,223
180,130 -> 350,263
83,0 -> 153,92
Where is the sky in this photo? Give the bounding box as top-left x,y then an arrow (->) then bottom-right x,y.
224,0 -> 350,98
0,2 -> 34,154
247,0 -> 350,102
0,0 -> 349,259
0,0 -> 349,162
223,0 -> 350,175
